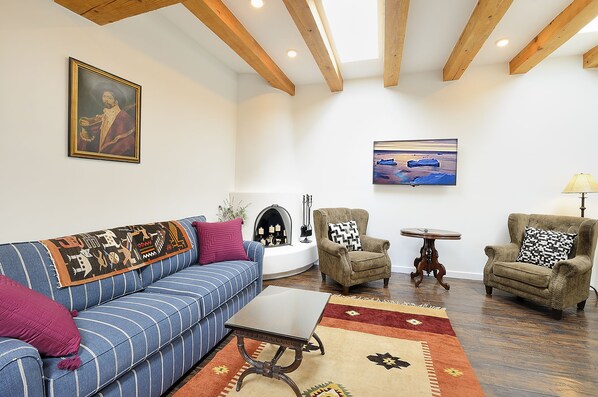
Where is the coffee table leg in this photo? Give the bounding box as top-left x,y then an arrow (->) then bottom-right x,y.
235,336 -> 304,397
312,332 -> 325,355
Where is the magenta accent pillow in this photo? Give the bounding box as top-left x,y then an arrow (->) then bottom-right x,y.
0,275 -> 81,360
192,218 -> 249,265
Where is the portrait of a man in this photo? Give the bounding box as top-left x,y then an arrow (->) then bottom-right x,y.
69,58 -> 141,163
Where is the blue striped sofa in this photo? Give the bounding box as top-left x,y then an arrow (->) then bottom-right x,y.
0,215 -> 264,397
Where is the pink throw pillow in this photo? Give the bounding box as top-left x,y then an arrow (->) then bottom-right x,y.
0,275 -> 81,369
193,218 -> 249,265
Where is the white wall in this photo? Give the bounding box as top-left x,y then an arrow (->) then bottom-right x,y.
236,59 -> 598,284
0,0 -> 238,242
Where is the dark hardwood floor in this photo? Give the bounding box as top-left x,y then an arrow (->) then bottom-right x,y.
166,267 -> 598,397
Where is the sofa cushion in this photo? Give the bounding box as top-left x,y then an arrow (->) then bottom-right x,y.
139,215 -> 204,287
348,250 -> 387,272
493,261 -> 552,288
93,283 -> 259,397
42,292 -> 201,397
193,218 -> 249,265
143,260 -> 259,318
0,275 -> 80,361
329,220 -> 362,251
516,226 -> 576,268
0,242 -> 142,312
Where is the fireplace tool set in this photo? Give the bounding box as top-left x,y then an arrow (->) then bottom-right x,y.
300,194 -> 313,243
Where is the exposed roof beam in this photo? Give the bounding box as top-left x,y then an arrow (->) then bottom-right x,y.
183,0 -> 295,96
443,0 -> 513,81
54,0 -> 180,26
510,0 -> 598,74
583,44 -> 598,68
384,0 -> 410,87
282,0 -> 343,92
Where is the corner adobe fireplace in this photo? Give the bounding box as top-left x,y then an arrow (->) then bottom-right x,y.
253,204 -> 292,247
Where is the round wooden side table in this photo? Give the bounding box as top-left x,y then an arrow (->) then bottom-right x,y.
400,228 -> 461,290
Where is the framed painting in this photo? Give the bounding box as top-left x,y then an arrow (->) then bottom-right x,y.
68,58 -> 141,163
373,139 -> 458,186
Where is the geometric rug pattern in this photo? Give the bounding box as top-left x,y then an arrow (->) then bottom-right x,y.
173,295 -> 485,396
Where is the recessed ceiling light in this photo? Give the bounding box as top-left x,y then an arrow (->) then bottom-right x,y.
251,0 -> 264,8
287,49 -> 298,58
496,38 -> 509,47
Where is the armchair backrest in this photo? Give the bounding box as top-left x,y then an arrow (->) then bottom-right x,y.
508,213 -> 598,260
313,208 -> 369,243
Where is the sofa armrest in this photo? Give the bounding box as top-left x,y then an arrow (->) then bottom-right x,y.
0,337 -> 44,397
243,240 -> 265,292
360,235 -> 389,253
552,255 -> 593,278
318,238 -> 348,257
484,243 -> 519,262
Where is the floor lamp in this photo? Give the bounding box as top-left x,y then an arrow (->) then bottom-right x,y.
563,173 -> 598,298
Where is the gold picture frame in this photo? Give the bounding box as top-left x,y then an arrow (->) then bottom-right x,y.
68,58 -> 141,163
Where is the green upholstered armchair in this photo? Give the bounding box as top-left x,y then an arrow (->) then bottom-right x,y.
313,208 -> 391,295
484,213 -> 598,319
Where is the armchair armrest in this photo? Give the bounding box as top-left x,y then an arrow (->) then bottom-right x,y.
318,238 -> 348,257
484,243 -> 519,262
360,235 -> 390,253
552,255 -> 593,278
0,337 -> 44,397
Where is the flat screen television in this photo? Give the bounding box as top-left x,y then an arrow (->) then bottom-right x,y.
373,139 -> 458,186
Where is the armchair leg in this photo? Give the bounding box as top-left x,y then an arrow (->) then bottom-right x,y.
321,272 -> 326,282
577,300 -> 587,310
383,278 -> 389,288
485,286 -> 492,295
342,286 -> 349,295
551,309 -> 563,320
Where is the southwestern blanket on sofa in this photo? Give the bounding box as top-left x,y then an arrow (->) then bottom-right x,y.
42,220 -> 191,287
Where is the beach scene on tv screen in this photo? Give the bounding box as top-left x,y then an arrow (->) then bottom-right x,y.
373,139 -> 457,185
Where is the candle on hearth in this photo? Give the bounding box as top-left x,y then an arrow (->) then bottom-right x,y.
269,225 -> 275,233
275,224 -> 281,232
258,227 -> 264,235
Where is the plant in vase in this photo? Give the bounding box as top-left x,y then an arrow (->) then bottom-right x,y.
217,198 -> 250,222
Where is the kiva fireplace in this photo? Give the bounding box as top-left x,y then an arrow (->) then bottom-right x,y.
253,204 -> 292,247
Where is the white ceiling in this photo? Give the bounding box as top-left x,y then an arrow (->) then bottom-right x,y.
156,0 -> 598,87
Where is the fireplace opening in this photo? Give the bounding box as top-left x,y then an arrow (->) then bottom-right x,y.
253,204 -> 292,247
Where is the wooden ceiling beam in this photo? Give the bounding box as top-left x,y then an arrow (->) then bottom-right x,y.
54,0 -> 181,25
282,0 -> 343,92
510,0 -> 598,74
183,0 -> 295,96
384,0 -> 410,87
583,44 -> 598,68
443,0 -> 513,81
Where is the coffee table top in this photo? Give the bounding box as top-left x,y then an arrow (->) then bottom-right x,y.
225,286 -> 331,344
401,228 -> 461,240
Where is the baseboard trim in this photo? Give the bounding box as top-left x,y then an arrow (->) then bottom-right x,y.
392,265 -> 483,281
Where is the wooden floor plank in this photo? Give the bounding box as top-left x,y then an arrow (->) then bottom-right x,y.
165,267 -> 598,397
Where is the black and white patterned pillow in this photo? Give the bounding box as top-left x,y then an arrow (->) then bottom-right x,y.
516,226 -> 577,268
328,221 -> 362,251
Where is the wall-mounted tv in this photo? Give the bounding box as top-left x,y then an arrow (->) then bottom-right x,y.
373,139 -> 458,186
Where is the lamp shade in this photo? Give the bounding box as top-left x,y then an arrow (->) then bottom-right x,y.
562,173 -> 598,194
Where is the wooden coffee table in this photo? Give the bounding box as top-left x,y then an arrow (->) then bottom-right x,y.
401,228 -> 461,290
224,286 -> 331,396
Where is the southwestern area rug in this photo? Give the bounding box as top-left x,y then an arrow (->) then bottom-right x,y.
174,295 -> 485,397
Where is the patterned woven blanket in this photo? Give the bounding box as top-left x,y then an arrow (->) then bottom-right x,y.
42,221 -> 191,287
